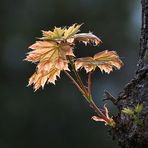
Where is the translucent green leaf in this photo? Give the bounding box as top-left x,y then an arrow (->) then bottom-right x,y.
64,24 -> 81,39
135,104 -> 143,113
122,107 -> 134,115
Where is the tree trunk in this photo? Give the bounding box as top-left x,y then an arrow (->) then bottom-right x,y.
109,0 -> 148,147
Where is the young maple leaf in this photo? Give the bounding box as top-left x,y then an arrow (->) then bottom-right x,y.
75,50 -> 123,73
41,27 -> 65,41
63,24 -> 81,39
25,40 -> 73,91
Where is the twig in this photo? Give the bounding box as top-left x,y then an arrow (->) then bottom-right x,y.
67,56 -> 88,97
88,72 -> 92,97
90,100 -> 109,121
104,90 -> 117,105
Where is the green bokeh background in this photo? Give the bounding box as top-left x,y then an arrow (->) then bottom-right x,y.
0,0 -> 140,148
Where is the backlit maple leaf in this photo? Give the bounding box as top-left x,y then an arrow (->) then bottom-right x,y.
40,27 -> 65,41
75,50 -> 123,73
64,24 -> 81,39
25,40 -> 74,90
28,68 -> 61,91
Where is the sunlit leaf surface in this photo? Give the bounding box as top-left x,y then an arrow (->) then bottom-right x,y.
75,50 -> 123,73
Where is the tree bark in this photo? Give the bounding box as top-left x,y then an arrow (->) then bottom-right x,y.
109,0 -> 148,147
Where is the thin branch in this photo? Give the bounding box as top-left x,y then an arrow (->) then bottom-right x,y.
67,56 -> 88,97
90,100 -> 109,121
66,57 -> 109,121
103,90 -> 117,105
88,72 -> 92,97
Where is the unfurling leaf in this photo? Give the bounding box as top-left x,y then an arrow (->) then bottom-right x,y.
92,104 -> 116,127
73,33 -> 102,46
75,50 -> 123,73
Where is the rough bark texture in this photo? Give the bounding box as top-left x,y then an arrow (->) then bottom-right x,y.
108,0 -> 148,147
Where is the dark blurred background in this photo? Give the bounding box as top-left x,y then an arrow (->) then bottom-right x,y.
0,0 -> 141,148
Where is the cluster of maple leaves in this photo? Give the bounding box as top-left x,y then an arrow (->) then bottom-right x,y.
25,24 -> 123,91
25,24 -> 123,127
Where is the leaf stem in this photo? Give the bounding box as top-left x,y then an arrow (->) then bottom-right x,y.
67,56 -> 89,98
90,100 -> 109,121
67,56 -> 109,121
88,72 -> 92,97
